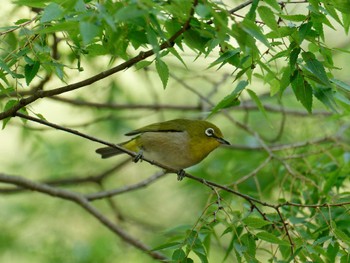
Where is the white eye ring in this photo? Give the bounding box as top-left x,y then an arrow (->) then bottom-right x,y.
205,128 -> 215,137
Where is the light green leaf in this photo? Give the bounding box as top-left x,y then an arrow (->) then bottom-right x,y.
155,59 -> 169,89
80,21 -> 101,45
243,216 -> 272,229
242,19 -> 271,48
279,14 -> 307,22
210,80 -> 248,115
264,0 -> 281,11
40,3 -> 64,23
135,60 -> 153,70
2,100 -> 17,129
331,78 -> 350,92
258,6 -> 279,31
246,89 -> 268,120
256,231 -> 290,246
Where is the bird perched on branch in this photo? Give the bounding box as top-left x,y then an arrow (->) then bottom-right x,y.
96,119 -> 230,180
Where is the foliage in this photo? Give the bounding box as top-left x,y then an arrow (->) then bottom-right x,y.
0,0 -> 350,262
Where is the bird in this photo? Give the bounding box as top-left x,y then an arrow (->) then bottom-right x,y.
95,119 -> 230,180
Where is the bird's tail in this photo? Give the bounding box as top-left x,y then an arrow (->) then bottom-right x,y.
95,139 -> 138,159
95,146 -> 124,159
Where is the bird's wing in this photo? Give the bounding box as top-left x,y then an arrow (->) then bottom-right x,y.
125,120 -> 186,136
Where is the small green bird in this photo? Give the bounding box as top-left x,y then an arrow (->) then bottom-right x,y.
96,119 -> 230,179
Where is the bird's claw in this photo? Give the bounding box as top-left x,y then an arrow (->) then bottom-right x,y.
133,151 -> 143,163
177,169 -> 186,181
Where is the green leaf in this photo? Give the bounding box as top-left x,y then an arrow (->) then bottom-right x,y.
243,216 -> 272,229
258,6 -> 279,31
333,228 -> 350,246
290,70 -> 313,113
331,78 -> 350,92
255,231 -> 290,246
80,21 -> 101,45
208,49 -> 240,69
246,89 -> 268,120
279,14 -> 307,22
135,60 -> 153,70
40,3 -> 64,23
172,248 -> 186,261
2,100 -> 17,129
242,19 -> 271,48
314,87 -> 338,112
24,61 -> 40,85
264,0 -> 281,11
210,80 -> 248,115
155,59 -> 169,89
302,52 -> 331,86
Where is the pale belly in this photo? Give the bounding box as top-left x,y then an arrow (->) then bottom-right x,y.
139,131 -> 195,170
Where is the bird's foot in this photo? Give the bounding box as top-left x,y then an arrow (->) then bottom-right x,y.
177,169 -> 186,181
133,151 -> 144,163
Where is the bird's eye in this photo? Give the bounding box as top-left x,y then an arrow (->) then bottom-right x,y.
205,128 -> 215,137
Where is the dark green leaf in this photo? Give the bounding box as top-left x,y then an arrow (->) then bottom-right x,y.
24,61 -> 40,85
302,52 -> 331,86
290,70 -> 313,113
155,59 -> 169,89
313,87 -> 338,112
289,47 -> 301,71
208,49 -> 240,69
172,248 -> 186,261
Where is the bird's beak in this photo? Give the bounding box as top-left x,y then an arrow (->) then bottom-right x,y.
217,137 -> 230,145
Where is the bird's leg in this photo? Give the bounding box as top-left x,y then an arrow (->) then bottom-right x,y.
177,169 -> 186,181
133,150 -> 144,163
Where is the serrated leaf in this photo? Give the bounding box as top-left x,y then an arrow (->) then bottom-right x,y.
208,49 -> 240,69
242,19 -> 271,48
155,59 -> 169,89
290,70 -> 313,113
258,6 -> 279,31
246,89 -> 268,120
313,87 -> 338,112
302,52 -> 330,86
172,248 -> 186,261
152,242 -> 181,251
24,61 -> 40,85
210,80 -> 248,115
40,3 -> 64,23
255,231 -> 290,246
243,217 -> 272,229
